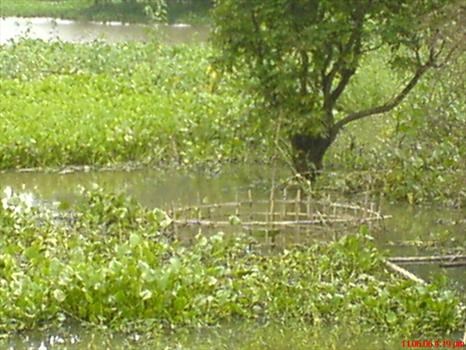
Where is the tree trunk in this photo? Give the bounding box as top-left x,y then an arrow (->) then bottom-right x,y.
290,133 -> 333,181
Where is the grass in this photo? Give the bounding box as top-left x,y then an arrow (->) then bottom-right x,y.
0,0 -> 88,19
0,0 -> 212,24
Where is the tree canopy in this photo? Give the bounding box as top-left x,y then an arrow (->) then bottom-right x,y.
212,0 -> 464,177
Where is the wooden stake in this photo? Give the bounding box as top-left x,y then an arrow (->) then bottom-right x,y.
269,185 -> 275,223
248,189 -> 253,223
295,189 -> 301,222
282,188 -> 288,220
171,202 -> 178,238
306,194 -> 311,219
235,191 -> 240,217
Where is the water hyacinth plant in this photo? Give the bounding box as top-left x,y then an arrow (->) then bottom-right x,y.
0,40 -> 267,170
0,187 -> 463,340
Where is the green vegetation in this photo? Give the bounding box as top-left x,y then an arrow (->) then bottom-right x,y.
0,40 -> 266,170
326,53 -> 466,206
1,39 -> 464,205
212,0 -> 464,179
0,0 -> 212,24
0,1 -> 464,348
0,187 -> 463,343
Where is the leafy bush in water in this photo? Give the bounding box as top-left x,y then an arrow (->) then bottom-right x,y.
327,54 -> 465,206
0,187 -> 463,338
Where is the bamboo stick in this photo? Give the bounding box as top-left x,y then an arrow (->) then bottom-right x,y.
282,188 -> 288,219
384,261 -> 427,285
196,192 -> 202,235
295,190 -> 301,221
176,199 -> 387,212
296,189 -> 302,236
171,202 -> 178,238
306,194 -> 311,219
389,255 -> 466,264
248,189 -> 253,222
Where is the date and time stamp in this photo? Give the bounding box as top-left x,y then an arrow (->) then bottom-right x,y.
401,339 -> 465,348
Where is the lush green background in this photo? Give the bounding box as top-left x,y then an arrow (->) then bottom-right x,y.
0,40 -> 464,205
327,53 -> 465,206
0,3 -> 464,348
0,0 -> 212,24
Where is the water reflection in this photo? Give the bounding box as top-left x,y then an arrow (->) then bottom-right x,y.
0,17 -> 209,44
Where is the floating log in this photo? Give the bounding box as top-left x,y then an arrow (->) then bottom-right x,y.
384,261 -> 427,285
389,255 -> 466,264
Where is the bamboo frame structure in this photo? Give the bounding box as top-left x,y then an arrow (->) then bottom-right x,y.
166,188 -> 464,337
167,188 -> 390,234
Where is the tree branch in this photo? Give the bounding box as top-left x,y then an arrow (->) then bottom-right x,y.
321,47 -> 334,98
332,63 -> 431,134
250,10 -> 265,65
299,49 -> 309,95
322,7 -> 366,119
329,67 -> 356,104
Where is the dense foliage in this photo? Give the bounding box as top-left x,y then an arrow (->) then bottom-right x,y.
0,3 -> 464,349
212,0 -> 464,177
327,53 -> 466,206
0,39 -> 464,205
0,40 -> 266,170
0,187 -> 463,339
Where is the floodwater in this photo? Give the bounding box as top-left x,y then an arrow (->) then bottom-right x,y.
0,17 -> 209,44
0,321 -> 406,350
1,165 -> 464,277
0,15 -> 464,350
0,165 -> 465,350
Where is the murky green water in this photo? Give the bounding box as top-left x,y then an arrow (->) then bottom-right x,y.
1,165 -> 464,271
0,17 -> 208,44
0,324 -> 407,350
1,166 -> 464,349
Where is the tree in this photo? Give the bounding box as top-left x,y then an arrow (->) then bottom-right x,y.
212,0 -> 464,179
